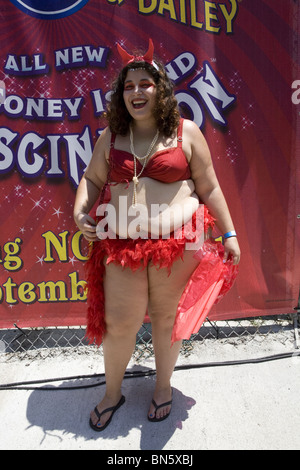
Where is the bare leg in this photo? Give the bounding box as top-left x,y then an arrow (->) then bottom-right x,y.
147,249 -> 199,419
90,260 -> 148,429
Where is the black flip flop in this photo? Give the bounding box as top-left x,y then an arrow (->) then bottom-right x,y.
89,395 -> 125,432
148,397 -> 173,422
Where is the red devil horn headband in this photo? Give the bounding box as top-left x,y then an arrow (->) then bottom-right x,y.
117,39 -> 156,68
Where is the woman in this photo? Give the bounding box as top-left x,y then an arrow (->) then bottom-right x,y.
74,39 -> 240,431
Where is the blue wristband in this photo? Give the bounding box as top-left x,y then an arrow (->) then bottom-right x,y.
223,230 -> 237,239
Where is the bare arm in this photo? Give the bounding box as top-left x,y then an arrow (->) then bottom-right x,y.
184,120 -> 241,265
73,128 -> 110,241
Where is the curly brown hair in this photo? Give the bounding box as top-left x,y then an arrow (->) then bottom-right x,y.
105,60 -> 180,137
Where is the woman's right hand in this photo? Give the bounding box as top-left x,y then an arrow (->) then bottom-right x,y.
74,212 -> 98,242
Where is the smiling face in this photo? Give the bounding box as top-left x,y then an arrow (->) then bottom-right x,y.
123,68 -> 157,123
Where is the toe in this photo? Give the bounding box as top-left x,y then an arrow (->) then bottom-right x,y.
90,405 -> 110,428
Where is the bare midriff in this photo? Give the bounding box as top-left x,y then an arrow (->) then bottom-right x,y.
104,177 -> 199,238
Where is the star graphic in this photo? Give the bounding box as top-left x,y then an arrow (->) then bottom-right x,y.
52,207 -> 63,218
36,255 -> 44,265
31,197 -> 45,211
69,256 -> 78,266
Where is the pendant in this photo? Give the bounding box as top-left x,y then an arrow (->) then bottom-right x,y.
133,176 -> 139,185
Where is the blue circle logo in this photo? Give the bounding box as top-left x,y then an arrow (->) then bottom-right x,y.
9,0 -> 90,20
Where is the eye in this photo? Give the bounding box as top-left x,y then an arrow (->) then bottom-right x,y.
124,83 -> 134,91
141,82 -> 155,88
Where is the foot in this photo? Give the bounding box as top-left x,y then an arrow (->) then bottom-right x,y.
148,387 -> 173,422
90,394 -> 125,431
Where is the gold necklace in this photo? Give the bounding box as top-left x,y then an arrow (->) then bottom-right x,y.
130,125 -> 159,206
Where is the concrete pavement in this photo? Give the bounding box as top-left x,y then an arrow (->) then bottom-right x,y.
0,334 -> 299,451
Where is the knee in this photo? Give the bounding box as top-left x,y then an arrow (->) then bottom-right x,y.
148,304 -> 177,330
105,313 -> 141,338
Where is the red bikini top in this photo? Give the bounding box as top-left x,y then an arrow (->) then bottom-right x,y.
108,119 -> 191,184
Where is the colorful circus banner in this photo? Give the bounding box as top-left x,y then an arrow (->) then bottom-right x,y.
0,0 -> 299,329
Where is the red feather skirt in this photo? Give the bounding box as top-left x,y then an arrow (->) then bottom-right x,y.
84,206 -> 238,346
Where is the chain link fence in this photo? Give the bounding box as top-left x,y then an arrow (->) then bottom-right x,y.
0,313 -> 299,363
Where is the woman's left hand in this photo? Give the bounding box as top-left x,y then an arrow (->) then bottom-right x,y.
223,237 -> 241,265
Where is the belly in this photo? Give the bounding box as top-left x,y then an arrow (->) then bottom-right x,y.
96,177 -> 199,238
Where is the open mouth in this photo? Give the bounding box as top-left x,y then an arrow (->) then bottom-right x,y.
132,99 -> 147,109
